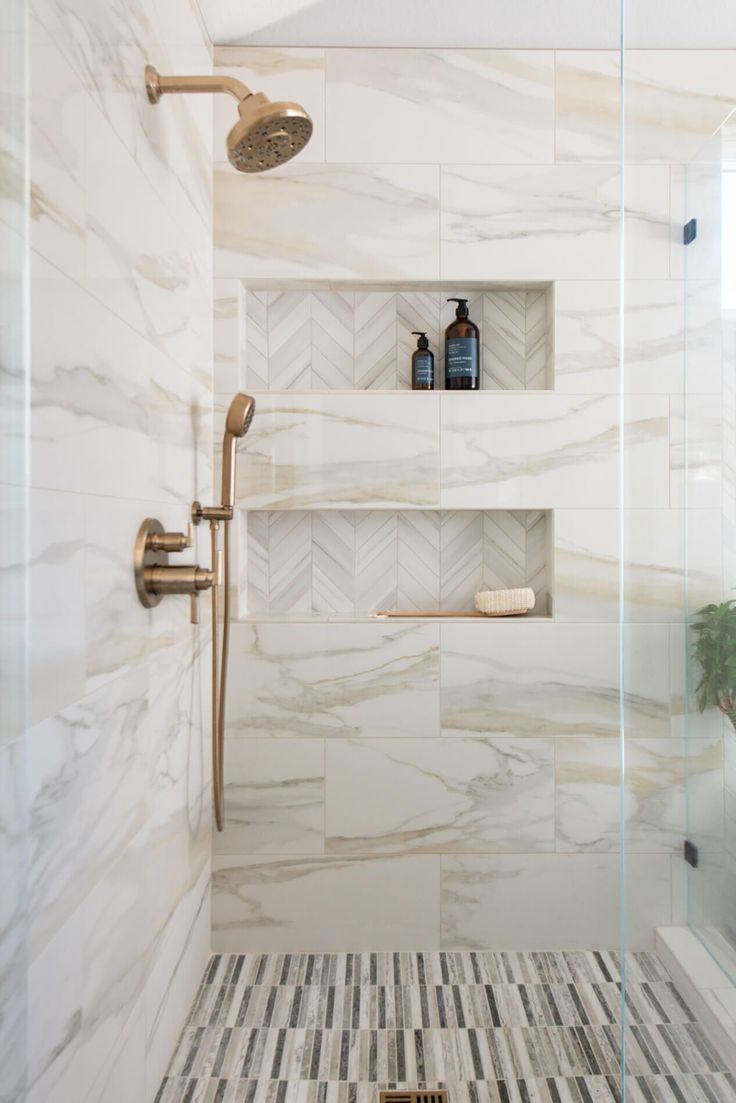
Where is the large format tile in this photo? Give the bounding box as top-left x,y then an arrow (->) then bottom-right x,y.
555,737 -> 721,853
325,737 -> 555,855
441,853 -> 672,950
441,622 -> 669,738
554,509 -> 722,622
212,854 -> 441,951
216,739 -> 324,855
28,669 -> 151,958
441,164 -> 669,280
29,488 -> 86,726
554,280 -> 721,395
215,164 -> 440,280
227,621 -> 440,739
236,393 -> 440,510
556,49 -> 736,163
440,393 -> 668,510
325,49 -> 555,164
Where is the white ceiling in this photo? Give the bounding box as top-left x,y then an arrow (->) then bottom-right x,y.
198,0 -> 736,48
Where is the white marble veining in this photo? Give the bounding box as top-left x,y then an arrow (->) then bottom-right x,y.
440,393 -> 669,510
227,621 -> 440,739
554,509 -> 722,622
555,737 -> 721,853
440,853 -> 673,950
325,49 -> 555,164
441,622 -> 670,739
216,164 -> 441,281
212,854 -> 441,952
555,50 -> 736,164
27,1 -> 214,1098
670,393 -> 722,510
216,739 -> 324,855
441,164 -> 670,280
325,737 -> 554,855
236,393 -> 440,510
555,280 -> 718,395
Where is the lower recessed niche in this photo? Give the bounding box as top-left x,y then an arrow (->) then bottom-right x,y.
242,509 -> 551,617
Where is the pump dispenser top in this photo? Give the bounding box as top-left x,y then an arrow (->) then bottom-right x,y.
447,298 -> 470,318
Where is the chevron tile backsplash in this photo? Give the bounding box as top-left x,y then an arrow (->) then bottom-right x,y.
245,509 -> 550,615
239,287 -> 552,391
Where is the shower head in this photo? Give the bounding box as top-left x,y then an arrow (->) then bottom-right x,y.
145,65 -> 312,173
226,93 -> 312,173
221,393 -> 255,511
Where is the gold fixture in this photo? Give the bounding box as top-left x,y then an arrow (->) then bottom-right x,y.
144,64 -> 313,173
133,394 -> 255,832
193,393 -> 256,832
134,517 -> 220,625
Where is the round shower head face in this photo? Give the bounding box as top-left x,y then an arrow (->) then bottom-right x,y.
227,95 -> 313,173
225,393 -> 256,438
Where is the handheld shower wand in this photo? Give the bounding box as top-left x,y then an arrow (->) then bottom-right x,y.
193,393 -> 256,831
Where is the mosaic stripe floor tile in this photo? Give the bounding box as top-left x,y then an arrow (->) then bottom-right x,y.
157,952 -> 733,1103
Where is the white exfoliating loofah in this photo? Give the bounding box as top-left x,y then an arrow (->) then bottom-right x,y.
474,587 -> 535,615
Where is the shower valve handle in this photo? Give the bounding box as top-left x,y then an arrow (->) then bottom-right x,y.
147,522 -> 193,553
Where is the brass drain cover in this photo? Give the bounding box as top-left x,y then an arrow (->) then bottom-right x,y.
379,1094 -> 448,1103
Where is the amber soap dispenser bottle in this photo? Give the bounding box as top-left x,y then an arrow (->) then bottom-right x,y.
411,331 -> 435,390
444,297 -> 480,390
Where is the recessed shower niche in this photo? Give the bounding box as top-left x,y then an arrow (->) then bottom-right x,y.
242,508 -> 552,618
215,282 -> 555,392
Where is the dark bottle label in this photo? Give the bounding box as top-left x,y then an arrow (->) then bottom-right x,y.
446,336 -> 479,379
413,353 -> 433,385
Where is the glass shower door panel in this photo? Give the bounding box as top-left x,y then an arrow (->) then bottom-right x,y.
684,122 -> 736,982
0,0 -> 29,1099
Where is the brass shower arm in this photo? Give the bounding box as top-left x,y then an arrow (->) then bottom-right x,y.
145,65 -> 252,105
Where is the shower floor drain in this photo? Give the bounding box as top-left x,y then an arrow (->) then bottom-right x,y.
379,1094 -> 448,1103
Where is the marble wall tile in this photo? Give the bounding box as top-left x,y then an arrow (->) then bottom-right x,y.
213,278 -> 243,395
555,737 -> 721,853
216,739 -> 324,856
325,49 -> 555,164
212,853 -> 441,952
30,255 -> 154,501
235,393 -> 440,510
670,393 -> 722,510
441,164 -> 669,281
29,488 -> 86,726
325,737 -> 555,855
29,33 -> 86,279
440,393 -> 668,510
440,853 -> 672,950
215,164 -> 441,280
555,50 -> 736,164
0,741 -> 28,1102
554,509 -> 722,622
82,496 -> 158,696
671,150 -> 723,281
441,622 -> 670,739
28,668 -> 151,958
27,907 -> 83,1103
226,621 -> 440,739
556,279 -> 722,396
